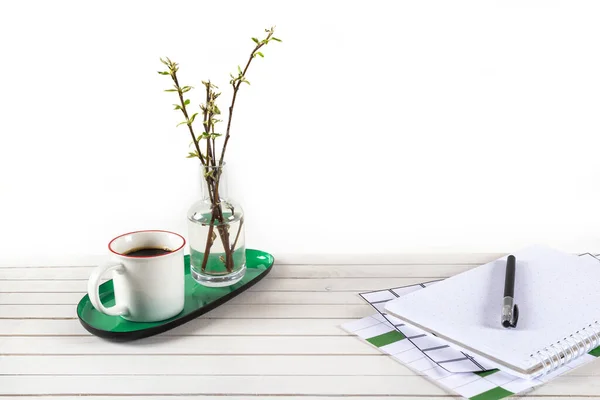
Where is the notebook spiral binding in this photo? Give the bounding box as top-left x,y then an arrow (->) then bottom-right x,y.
531,321 -> 600,375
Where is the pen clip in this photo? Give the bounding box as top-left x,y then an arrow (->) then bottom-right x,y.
509,304 -> 519,328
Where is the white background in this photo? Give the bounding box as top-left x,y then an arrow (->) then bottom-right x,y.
1,0 -> 600,264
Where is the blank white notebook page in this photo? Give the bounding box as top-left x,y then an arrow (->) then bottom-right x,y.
384,246 -> 600,374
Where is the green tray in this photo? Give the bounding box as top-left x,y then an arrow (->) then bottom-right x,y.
77,249 -> 274,340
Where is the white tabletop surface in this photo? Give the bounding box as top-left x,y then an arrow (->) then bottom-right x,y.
1,260 -> 600,399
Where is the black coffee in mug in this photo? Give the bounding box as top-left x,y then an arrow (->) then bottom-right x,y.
123,247 -> 174,257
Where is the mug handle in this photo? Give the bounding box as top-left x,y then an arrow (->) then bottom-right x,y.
87,262 -> 129,317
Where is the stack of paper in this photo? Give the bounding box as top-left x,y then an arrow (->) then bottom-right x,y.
342,252 -> 600,400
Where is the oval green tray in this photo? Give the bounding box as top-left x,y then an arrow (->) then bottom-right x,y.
77,249 -> 274,340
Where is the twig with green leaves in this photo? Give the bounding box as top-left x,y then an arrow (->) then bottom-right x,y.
159,27 -> 281,273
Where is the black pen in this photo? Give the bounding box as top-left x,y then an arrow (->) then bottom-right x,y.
501,255 -> 519,328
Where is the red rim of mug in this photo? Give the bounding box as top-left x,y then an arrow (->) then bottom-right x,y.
108,230 -> 186,259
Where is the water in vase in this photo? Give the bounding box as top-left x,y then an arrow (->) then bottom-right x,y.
187,202 -> 246,287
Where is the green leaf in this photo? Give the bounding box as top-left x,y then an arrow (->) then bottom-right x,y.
157,71 -> 170,75
237,65 -> 242,74
164,89 -> 178,92
271,37 -> 282,42
214,105 -> 221,114
177,121 -> 188,127
255,51 -> 264,58
252,37 -> 259,44
188,112 -> 198,124
184,99 -> 191,105
173,104 -> 182,110
181,86 -> 193,93
186,151 -> 199,159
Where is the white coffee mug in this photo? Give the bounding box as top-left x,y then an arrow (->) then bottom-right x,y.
87,230 -> 186,322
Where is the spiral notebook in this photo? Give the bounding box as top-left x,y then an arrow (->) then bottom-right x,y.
384,245 -> 600,379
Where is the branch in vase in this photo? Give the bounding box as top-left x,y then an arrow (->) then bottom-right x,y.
159,57 -> 207,166
201,80 -> 212,166
200,226 -> 217,272
218,27 -> 281,167
159,28 -> 281,276
200,80 -> 222,167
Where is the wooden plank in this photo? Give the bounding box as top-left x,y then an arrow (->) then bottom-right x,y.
0,375 -> 448,396
0,394 -> 596,400
0,252 -> 506,267
0,397 -> 461,400
0,277 -> 430,292
6,353 -> 600,377
4,350 -> 600,377
0,397 -> 589,400
0,291 -> 366,305
0,397 -> 462,400
270,264 -> 468,278
0,266 -> 93,279
0,292 -> 83,305
4,375 -> 600,396
0,318 -> 352,336
0,264 -> 474,279
0,304 -> 372,319
0,336 -> 378,355
4,353 -> 598,379
0,397 -> 587,400
0,354 -> 411,376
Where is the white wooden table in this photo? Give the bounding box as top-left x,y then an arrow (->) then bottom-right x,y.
1,260 -> 600,399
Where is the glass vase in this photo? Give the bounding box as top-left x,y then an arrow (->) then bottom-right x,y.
187,164 -> 246,287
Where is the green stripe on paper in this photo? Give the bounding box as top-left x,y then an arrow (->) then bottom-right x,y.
589,346 -> 600,357
366,330 -> 406,347
469,386 -> 513,400
474,369 -> 499,378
